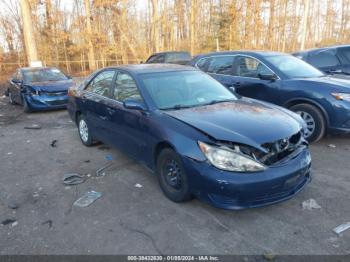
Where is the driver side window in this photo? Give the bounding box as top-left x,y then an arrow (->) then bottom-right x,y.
113,72 -> 143,102
234,56 -> 273,78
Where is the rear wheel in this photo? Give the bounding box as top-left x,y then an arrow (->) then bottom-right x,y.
290,103 -> 326,143
156,148 -> 192,202
78,115 -> 93,146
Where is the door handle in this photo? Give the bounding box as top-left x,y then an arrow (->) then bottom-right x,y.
233,81 -> 241,87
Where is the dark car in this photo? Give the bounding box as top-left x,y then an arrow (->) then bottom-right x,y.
67,64 -> 311,210
7,67 -> 73,112
292,45 -> 350,80
189,51 -> 350,142
145,51 -> 191,65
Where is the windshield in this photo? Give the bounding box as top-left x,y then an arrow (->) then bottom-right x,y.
266,55 -> 324,78
140,71 -> 237,110
23,68 -> 69,82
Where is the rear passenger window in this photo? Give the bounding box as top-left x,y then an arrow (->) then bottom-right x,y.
207,56 -> 235,75
308,51 -> 340,68
85,70 -> 115,97
114,72 -> 142,102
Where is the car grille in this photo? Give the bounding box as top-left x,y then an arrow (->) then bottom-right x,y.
43,91 -> 67,96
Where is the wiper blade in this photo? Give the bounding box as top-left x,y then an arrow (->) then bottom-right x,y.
204,99 -> 235,105
161,104 -> 193,110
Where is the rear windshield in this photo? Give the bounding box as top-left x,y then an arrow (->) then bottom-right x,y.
23,68 -> 68,82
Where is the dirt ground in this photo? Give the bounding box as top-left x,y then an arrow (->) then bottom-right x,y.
0,94 -> 349,256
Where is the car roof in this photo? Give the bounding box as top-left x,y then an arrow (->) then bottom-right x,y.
20,67 -> 57,72
149,51 -> 190,56
194,50 -> 286,60
104,64 -> 197,74
295,44 -> 350,54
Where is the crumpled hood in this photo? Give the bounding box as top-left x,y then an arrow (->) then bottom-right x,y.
295,76 -> 350,91
164,99 -> 302,148
26,80 -> 73,92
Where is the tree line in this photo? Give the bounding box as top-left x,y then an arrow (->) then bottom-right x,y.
0,0 -> 349,75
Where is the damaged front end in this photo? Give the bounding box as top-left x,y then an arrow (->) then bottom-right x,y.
201,130 -> 308,171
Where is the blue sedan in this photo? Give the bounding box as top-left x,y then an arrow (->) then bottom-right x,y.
67,64 -> 312,210
190,51 -> 350,142
7,67 -> 73,112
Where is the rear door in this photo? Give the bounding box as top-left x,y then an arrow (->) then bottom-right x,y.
231,55 -> 281,103
79,69 -> 116,143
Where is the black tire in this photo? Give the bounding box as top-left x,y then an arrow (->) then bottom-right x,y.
22,97 -> 31,113
290,103 -> 326,143
8,91 -> 16,105
156,148 -> 192,202
77,115 -> 93,146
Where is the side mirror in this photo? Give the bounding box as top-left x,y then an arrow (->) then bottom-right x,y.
123,99 -> 146,111
258,73 -> 277,81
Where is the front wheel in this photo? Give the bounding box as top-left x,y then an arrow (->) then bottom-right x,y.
156,148 -> 192,202
290,103 -> 326,143
78,115 -> 93,146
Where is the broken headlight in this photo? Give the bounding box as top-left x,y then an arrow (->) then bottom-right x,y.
198,141 -> 266,172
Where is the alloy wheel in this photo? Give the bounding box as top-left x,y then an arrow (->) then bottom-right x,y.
297,110 -> 316,138
79,119 -> 89,142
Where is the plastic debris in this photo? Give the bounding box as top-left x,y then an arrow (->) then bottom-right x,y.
263,252 -> 276,261
73,191 -> 102,207
7,152 -> 13,155
135,183 -> 143,188
333,222 -> 350,235
1,219 -> 16,226
328,144 -> 336,148
63,173 -> 85,185
24,124 -> 41,130
8,202 -> 18,210
302,198 -> 321,210
50,140 -> 58,147
11,221 -> 18,227
105,154 -> 113,161
42,220 -> 53,228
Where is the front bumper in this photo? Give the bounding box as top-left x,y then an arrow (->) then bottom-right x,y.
183,146 -> 312,210
24,93 -> 68,111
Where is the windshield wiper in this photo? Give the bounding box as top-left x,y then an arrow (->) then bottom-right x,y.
161,104 -> 194,110
204,99 -> 236,105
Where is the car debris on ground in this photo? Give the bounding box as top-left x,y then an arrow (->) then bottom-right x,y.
333,222 -> 350,235
73,191 -> 102,207
50,140 -> 58,147
135,183 -> 143,188
328,144 -> 336,148
42,220 -> 53,228
302,199 -> 321,210
8,202 -> 18,210
63,173 -> 86,185
1,219 -> 17,226
24,124 -> 41,130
